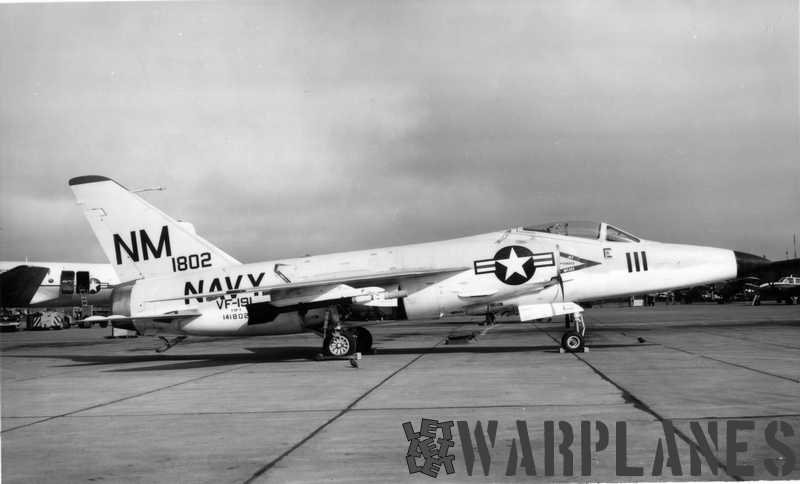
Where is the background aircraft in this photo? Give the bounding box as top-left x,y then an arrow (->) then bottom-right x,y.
0,261 -> 116,309
753,275 -> 800,305
0,220 -> 207,311
712,257 -> 800,304
71,175 -> 762,355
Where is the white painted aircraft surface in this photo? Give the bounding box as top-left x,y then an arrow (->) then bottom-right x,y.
70,175 -> 756,355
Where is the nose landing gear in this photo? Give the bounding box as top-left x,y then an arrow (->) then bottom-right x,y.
560,312 -> 587,353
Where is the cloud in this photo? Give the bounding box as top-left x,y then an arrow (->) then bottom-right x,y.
0,1 -> 797,262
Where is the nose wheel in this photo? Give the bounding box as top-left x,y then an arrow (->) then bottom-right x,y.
561,331 -> 584,352
560,312 -> 587,353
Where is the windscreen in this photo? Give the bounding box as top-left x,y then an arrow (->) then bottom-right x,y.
605,225 -> 640,243
523,221 -> 601,240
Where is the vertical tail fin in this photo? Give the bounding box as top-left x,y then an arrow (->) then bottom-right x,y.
69,176 -> 240,282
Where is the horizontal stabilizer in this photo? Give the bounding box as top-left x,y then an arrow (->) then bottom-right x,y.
81,309 -> 201,324
518,302 -> 583,322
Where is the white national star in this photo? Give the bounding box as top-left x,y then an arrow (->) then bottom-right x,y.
496,248 -> 532,281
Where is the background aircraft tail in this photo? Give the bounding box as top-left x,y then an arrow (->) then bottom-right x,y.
69,175 -> 241,282
0,265 -> 49,307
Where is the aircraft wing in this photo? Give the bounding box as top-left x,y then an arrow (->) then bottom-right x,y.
146,266 -> 469,304
0,265 -> 50,307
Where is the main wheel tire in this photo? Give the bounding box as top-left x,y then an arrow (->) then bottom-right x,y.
353,327 -> 373,353
561,331 -> 584,352
323,332 -> 355,357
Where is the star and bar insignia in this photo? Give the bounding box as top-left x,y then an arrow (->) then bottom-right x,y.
474,246 -> 601,285
473,246 -> 555,286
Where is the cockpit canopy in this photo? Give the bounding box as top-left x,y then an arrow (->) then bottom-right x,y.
522,221 -> 641,243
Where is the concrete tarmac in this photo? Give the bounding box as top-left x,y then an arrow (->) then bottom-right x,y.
2,303 -> 799,482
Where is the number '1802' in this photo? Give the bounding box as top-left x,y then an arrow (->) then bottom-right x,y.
171,252 -> 212,272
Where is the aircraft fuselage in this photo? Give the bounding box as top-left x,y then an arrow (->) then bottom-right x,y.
122,225 -> 737,337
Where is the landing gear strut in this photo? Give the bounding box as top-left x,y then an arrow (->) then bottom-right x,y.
155,335 -> 187,353
560,313 -> 586,353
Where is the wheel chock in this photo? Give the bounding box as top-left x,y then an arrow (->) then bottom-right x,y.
314,352 -> 363,362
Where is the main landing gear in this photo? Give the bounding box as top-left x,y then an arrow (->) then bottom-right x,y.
560,313 -> 586,353
319,308 -> 374,357
322,327 -> 373,357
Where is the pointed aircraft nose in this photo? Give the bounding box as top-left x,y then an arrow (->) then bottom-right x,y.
734,251 -> 771,278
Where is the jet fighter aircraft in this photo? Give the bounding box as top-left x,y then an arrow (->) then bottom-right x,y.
70,175 -> 758,354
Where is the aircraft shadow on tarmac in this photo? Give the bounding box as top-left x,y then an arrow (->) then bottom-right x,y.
5,342 -> 655,372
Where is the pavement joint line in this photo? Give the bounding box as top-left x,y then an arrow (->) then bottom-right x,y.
657,343 -> 799,383
0,362 -> 256,434
1,362 -> 151,384
582,314 -> 800,330
691,328 -> 800,351
536,326 -> 743,481
242,327 -> 463,484
668,413 -> 800,421
1,402 -> 635,420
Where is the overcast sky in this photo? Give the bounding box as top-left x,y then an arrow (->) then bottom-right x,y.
1,1 -> 798,263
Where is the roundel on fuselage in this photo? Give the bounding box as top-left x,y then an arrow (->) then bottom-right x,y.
492,246 -> 536,285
